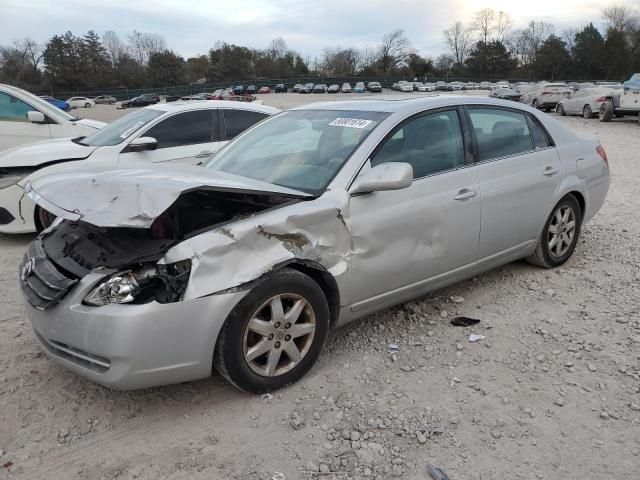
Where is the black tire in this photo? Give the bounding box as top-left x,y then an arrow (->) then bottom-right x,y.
599,101 -> 613,122
583,104 -> 593,119
557,104 -> 566,116
526,195 -> 582,268
532,99 -> 539,109
34,206 -> 57,233
214,268 -> 330,393
84,102 -> 91,108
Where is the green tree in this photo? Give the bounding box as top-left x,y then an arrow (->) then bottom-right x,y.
465,41 -> 517,78
534,35 -> 572,80
79,31 -> 111,89
604,28 -> 631,80
147,50 -> 185,86
572,24 -> 606,80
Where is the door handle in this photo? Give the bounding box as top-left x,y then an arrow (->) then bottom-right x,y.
453,189 -> 477,201
543,166 -> 559,176
195,151 -> 212,158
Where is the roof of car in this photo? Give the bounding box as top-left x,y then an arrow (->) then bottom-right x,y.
147,100 -> 280,114
290,95 -> 531,114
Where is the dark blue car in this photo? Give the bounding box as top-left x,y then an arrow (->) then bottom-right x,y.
39,96 -> 70,112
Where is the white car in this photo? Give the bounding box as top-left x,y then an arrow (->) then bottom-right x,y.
0,84 -> 105,152
341,83 -> 352,93
417,83 -> 435,92
556,87 -> 622,119
399,83 -> 414,92
67,97 -> 95,109
0,101 -> 278,233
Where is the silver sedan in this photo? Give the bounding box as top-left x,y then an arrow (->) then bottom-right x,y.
20,96 -> 610,392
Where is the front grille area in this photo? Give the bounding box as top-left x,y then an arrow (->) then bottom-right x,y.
34,330 -> 110,373
20,239 -> 78,310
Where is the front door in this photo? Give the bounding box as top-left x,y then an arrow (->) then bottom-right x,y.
0,91 -> 51,150
348,109 -> 481,308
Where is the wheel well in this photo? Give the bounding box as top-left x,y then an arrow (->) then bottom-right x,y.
286,262 -> 340,328
566,191 -> 585,215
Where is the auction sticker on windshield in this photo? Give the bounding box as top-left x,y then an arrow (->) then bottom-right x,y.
120,121 -> 146,139
328,118 -> 373,129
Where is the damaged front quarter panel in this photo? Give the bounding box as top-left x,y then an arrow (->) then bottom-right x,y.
161,188 -> 352,301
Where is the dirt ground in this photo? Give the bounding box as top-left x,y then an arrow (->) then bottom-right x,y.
1,94 -> 639,480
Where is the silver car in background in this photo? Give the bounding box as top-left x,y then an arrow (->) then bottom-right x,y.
20,97 -> 609,392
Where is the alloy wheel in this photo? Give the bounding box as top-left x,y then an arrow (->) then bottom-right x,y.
243,293 -> 316,377
547,205 -> 576,258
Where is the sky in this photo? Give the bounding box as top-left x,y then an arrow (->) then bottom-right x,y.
0,0 -> 632,59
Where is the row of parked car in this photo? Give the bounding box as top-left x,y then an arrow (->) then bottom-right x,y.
1,80 -> 609,396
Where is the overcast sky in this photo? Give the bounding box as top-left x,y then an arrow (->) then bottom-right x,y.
0,0 -> 632,59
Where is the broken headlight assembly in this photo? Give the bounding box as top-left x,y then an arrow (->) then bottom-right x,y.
83,260 -> 191,306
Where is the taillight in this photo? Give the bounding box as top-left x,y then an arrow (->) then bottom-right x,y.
595,96 -> 607,102
596,145 -> 608,164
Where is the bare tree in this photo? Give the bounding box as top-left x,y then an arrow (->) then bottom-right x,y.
378,29 -> 412,74
13,38 -> 42,69
602,4 -> 639,32
434,53 -> 455,77
103,31 -> 124,66
507,21 -> 554,67
267,37 -> 288,59
473,8 -> 496,44
495,11 -> 513,42
127,30 -> 166,65
320,47 -> 359,76
443,21 -> 472,65
562,28 -> 578,52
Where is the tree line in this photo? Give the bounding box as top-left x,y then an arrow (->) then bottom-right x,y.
1,4 -> 640,93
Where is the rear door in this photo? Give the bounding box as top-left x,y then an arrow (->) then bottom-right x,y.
118,109 -> 219,165
220,109 -> 270,145
0,90 -> 52,150
467,106 -> 561,259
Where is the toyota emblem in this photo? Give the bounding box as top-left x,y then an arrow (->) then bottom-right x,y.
21,258 -> 35,281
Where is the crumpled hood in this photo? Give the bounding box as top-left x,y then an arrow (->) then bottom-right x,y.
0,137 -> 97,168
24,164 -> 312,228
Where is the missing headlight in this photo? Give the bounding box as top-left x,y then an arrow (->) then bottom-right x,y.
83,260 -> 191,306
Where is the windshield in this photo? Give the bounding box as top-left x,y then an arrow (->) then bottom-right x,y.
79,108 -> 164,146
207,110 -> 388,194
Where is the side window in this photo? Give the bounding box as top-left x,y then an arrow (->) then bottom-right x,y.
371,110 -> 464,179
144,110 -> 213,149
0,92 -> 33,122
528,116 -> 552,149
223,110 -> 268,140
468,108 -> 534,161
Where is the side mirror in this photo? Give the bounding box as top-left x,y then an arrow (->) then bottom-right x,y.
128,136 -> 158,152
351,162 -> 413,195
27,111 -> 46,123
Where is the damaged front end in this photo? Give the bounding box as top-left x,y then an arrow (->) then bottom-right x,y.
20,166 -> 316,310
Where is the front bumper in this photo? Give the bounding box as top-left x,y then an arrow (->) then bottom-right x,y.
0,184 -> 37,234
27,271 -> 248,389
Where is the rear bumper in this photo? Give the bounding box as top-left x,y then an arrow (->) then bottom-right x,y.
27,272 -> 247,389
0,184 -> 36,234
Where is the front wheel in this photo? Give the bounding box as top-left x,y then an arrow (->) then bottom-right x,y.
214,268 -> 330,393
583,104 -> 593,119
599,101 -> 613,122
557,104 -> 566,116
84,103 -> 91,108
532,99 -> 539,109
526,195 -> 582,268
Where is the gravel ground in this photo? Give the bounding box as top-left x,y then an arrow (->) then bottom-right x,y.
1,95 -> 639,480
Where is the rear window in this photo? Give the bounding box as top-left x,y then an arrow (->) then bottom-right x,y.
469,108 -> 534,161
223,110 -> 269,140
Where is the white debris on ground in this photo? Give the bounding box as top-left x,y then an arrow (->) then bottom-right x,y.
0,99 -> 639,479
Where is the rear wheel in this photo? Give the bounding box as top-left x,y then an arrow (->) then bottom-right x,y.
532,99 -> 539,109
599,101 -> 613,122
583,104 -> 593,119
84,102 -> 91,108
526,195 -> 582,268
214,268 -> 330,393
557,104 -> 566,116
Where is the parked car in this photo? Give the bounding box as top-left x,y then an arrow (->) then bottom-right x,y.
490,87 -> 521,102
313,84 -> 328,93
435,81 -> 452,91
140,93 -> 160,103
367,82 -> 382,93
67,97 -> 95,109
120,96 -> 157,108
598,73 -> 640,121
353,82 -> 366,93
165,95 -> 182,102
305,83 -> 315,91
292,84 -> 303,93
93,95 -> 116,105
341,83 -> 352,93
479,81 -> 491,90
247,85 -> 257,95
275,84 -> 287,93
298,85 -> 310,94
19,97 -> 608,391
399,82 -> 413,92
233,85 -> 246,95
417,83 -> 435,92
0,101 -> 278,234
525,83 -> 571,111
0,83 -> 105,152
258,86 -> 271,94
556,87 -> 620,119
328,84 -> 340,93
513,82 -> 532,95
450,81 -> 464,90
39,96 -> 70,111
